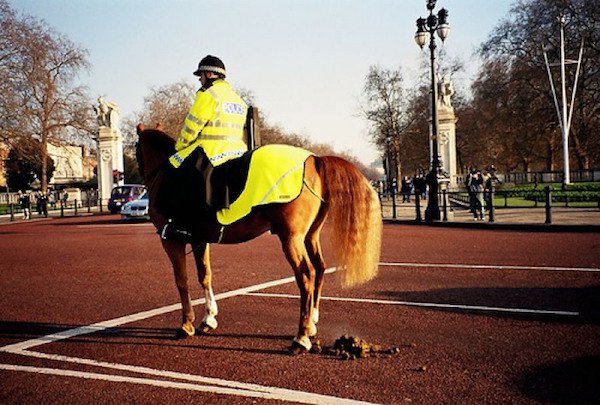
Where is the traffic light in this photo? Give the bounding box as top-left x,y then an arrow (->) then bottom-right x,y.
112,169 -> 119,183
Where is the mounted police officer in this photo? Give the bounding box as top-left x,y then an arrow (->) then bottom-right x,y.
161,55 -> 248,241
170,56 -> 247,167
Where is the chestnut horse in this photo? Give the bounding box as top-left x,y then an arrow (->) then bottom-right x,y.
136,124 -> 382,352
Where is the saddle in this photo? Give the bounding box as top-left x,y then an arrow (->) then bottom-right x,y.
195,149 -> 254,210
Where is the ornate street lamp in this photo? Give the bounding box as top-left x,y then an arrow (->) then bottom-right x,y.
415,0 -> 449,222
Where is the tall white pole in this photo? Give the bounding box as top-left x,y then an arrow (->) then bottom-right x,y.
560,15 -> 570,184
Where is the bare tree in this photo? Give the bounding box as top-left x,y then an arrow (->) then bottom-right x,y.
359,65 -> 411,180
475,0 -> 600,171
0,0 -> 94,191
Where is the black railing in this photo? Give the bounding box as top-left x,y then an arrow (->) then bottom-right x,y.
380,187 -> 600,225
1,198 -> 110,222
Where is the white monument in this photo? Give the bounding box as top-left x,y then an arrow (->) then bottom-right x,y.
431,75 -> 458,189
94,97 -> 124,203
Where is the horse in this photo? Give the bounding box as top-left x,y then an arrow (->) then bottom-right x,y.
135,124 -> 382,353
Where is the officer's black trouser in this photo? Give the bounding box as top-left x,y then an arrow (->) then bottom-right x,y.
155,150 -> 206,228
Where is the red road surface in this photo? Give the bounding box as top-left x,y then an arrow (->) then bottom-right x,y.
1,215 -> 599,403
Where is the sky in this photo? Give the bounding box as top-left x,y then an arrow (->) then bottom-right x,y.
9,0 -> 515,166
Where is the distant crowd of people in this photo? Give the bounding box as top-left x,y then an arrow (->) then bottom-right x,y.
15,190 -> 66,219
374,165 -> 501,221
373,172 -> 428,203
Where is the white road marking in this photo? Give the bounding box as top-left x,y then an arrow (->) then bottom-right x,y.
2,268 -> 369,404
75,223 -> 153,228
380,262 -> 600,273
244,292 -> 580,317
0,260 -> 586,402
0,272 -> 323,352
0,363 -> 373,404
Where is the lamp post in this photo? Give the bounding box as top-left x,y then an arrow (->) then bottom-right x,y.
415,0 -> 449,222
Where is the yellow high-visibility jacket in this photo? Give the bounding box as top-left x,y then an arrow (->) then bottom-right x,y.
169,79 -> 248,168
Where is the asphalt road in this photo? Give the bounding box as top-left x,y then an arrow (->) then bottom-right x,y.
1,215 -> 599,404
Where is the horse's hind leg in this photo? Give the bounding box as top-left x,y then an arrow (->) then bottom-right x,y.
306,227 -> 326,333
280,233 -> 316,353
162,239 -> 195,337
192,243 -> 218,333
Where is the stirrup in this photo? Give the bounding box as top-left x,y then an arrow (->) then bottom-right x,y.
160,220 -> 192,243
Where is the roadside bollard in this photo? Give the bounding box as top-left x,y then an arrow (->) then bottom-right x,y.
391,189 -> 397,219
488,187 -> 495,223
9,203 -> 14,222
74,199 -> 78,216
99,198 -> 103,213
87,197 -> 91,213
442,189 -> 448,222
60,200 -> 64,218
545,186 -> 552,224
415,193 -> 422,222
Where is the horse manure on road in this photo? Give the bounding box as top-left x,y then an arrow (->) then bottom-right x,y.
312,335 -> 405,360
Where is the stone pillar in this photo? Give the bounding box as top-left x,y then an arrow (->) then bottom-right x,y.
94,98 -> 124,203
433,75 -> 458,190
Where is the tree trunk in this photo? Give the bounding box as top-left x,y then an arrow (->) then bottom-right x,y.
41,132 -> 48,193
572,126 -> 590,170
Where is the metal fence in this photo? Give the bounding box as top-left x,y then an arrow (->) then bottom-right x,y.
380,186 -> 600,225
0,197 -> 111,222
488,169 -> 600,185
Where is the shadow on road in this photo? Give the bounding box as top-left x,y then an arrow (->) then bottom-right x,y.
0,321 -> 291,356
378,286 -> 600,325
517,356 -> 600,404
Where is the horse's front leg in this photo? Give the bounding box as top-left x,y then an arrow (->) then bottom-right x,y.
161,239 -> 195,337
192,243 -> 218,333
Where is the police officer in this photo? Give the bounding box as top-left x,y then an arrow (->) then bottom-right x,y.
161,55 -> 248,242
169,55 -> 248,170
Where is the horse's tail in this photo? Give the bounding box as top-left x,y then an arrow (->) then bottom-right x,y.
317,156 -> 382,287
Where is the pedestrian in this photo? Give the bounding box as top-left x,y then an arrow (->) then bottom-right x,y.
18,190 -> 31,220
62,191 -> 68,207
48,191 -> 56,209
467,169 -> 485,220
401,176 -> 412,203
38,192 -> 48,216
413,173 -> 427,201
36,191 -> 43,215
483,165 -> 501,212
377,181 -> 385,200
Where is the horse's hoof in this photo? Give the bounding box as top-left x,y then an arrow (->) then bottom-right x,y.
309,338 -> 322,354
289,341 -> 309,356
289,336 -> 312,355
198,321 -> 216,335
175,327 -> 194,339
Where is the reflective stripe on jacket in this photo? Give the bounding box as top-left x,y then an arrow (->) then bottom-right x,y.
169,79 -> 248,167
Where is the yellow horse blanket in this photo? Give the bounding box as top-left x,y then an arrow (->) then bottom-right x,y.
216,144 -> 313,225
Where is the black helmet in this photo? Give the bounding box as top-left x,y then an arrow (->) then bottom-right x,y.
193,55 -> 226,77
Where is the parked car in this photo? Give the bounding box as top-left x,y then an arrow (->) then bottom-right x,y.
108,184 -> 146,214
120,191 -> 150,220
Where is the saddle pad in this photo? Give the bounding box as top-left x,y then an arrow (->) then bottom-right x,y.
217,144 -> 312,225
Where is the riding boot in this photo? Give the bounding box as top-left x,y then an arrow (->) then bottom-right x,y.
160,219 -> 193,244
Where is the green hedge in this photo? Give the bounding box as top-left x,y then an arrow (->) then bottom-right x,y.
496,182 -> 600,202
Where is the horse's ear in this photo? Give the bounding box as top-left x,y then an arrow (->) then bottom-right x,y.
155,122 -> 163,130
136,123 -> 145,135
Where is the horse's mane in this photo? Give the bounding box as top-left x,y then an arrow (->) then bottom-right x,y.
141,128 -> 176,153
136,127 -> 176,182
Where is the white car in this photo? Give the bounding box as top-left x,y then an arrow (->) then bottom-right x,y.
120,192 -> 149,220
